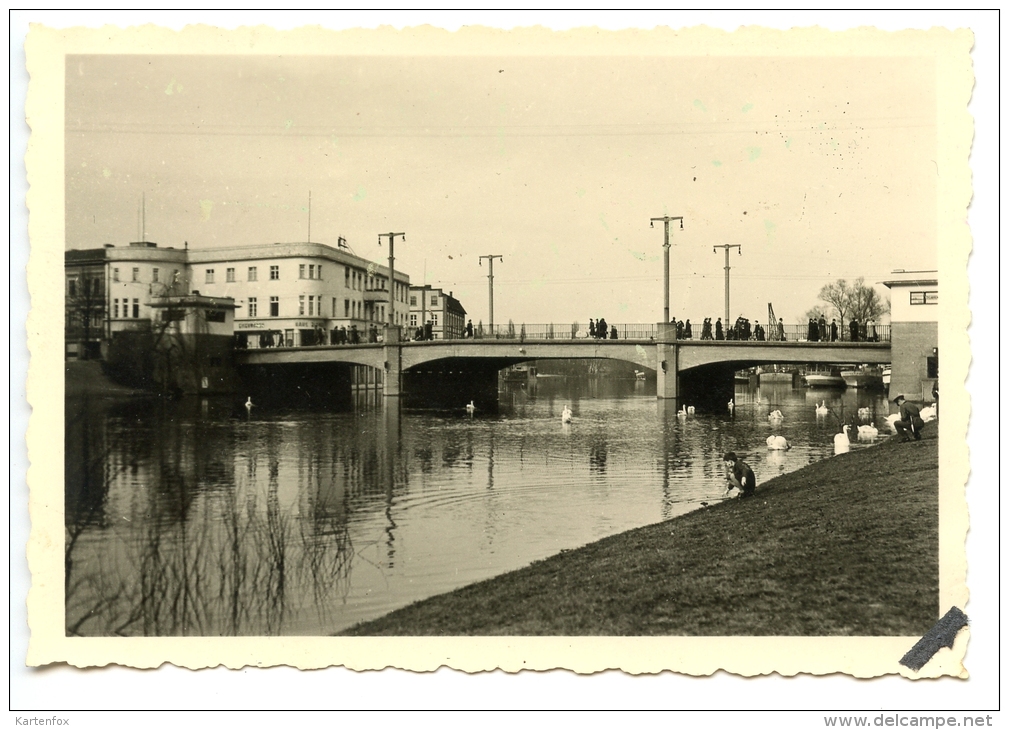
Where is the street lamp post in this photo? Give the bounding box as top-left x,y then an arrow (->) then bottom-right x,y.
479,254 -> 503,335
650,215 -> 684,324
378,232 -> 405,329
712,244 -> 742,327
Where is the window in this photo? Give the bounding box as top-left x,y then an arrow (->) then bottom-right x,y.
248,266 -> 258,281
172,269 -> 179,286
345,267 -> 350,288
299,295 -> 305,316
926,355 -> 939,379
270,296 -> 279,317
113,298 -> 119,318
226,267 -> 236,282
205,269 -> 215,284
332,297 -> 336,317
205,310 -> 226,323
309,264 -> 315,279
152,268 -> 159,283
308,295 -> 315,316
344,299 -> 350,317
910,290 -> 938,305
132,299 -> 140,318
431,296 -> 439,306
132,267 -> 140,282
248,297 -> 257,318
431,313 -> 439,325
410,314 -> 417,327
68,279 -> 77,297
112,268 -> 119,282
299,264 -> 306,279
270,265 -> 279,280
317,264 -> 322,280
410,295 -> 417,306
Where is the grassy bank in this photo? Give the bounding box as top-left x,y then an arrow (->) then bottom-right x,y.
343,429 -> 938,636
65,360 -> 149,398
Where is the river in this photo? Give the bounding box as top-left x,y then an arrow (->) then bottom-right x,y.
64,375 -> 892,636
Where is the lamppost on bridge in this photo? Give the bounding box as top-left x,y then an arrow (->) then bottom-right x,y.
479,254 -> 503,335
712,244 -> 742,328
378,232 -> 405,330
650,215 -> 684,324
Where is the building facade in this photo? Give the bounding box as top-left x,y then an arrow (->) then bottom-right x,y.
408,285 -> 467,340
882,269 -> 938,403
65,239 -> 412,356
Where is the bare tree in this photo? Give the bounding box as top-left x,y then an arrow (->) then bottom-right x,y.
802,305 -> 829,324
847,276 -> 889,324
817,279 -> 852,334
66,272 -> 105,359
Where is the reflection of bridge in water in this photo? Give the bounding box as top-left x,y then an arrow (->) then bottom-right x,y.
236,324 -> 891,413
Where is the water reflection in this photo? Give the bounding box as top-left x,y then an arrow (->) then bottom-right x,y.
66,376 -> 892,636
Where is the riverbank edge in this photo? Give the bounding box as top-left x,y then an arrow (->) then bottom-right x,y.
342,429 -> 939,636
65,360 -> 153,399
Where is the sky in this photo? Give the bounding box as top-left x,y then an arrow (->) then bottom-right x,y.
65,51 -> 937,326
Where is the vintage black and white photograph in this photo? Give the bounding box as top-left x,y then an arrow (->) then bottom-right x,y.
26,21 -> 974,676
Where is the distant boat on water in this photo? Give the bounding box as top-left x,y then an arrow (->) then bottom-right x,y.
804,367 -> 845,389
841,367 -> 884,390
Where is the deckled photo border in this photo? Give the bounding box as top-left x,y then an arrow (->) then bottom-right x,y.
25,22 -> 973,676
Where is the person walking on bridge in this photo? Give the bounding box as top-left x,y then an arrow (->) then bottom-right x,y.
715,318 -> 724,340
830,319 -> 838,342
849,318 -> 859,342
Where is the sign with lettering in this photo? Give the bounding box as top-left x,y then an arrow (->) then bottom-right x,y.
910,291 -> 939,305
238,322 -> 266,329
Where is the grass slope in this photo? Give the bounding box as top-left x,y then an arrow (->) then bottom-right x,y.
343,430 -> 938,636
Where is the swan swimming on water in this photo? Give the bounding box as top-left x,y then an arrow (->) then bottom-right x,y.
677,405 -> 688,418
687,406 -> 695,415
766,434 -> 790,450
727,399 -> 735,414
857,423 -> 878,440
244,397 -> 254,413
465,400 -> 476,415
561,405 -> 573,424
815,401 -> 829,416
768,410 -> 784,422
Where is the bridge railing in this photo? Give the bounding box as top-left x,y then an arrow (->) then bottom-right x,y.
471,323 -> 659,341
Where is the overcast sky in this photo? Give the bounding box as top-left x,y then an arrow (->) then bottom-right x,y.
65,52 -> 937,325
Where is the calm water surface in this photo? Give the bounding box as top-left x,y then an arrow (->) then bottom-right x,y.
65,377 -> 891,636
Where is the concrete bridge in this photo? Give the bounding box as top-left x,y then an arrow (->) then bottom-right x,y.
235,328 -> 890,410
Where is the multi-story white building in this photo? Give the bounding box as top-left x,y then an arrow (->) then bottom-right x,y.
882,269 -> 938,403
407,285 -> 468,340
188,241 -> 410,347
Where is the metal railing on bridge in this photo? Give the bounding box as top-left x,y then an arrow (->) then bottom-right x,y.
234,321 -> 890,349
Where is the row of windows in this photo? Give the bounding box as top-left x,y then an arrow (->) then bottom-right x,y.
112,298 -> 141,319
408,294 -> 440,307
242,296 -> 402,322
66,278 -> 102,297
111,267 -> 180,284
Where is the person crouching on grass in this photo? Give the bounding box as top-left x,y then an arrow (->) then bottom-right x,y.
723,452 -> 757,498
892,394 -> 925,442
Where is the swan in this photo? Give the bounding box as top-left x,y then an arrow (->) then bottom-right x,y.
687,406 -> 695,415
465,400 -> 476,415
768,410 -> 784,422
857,407 -> 871,421
766,434 -> 790,450
857,423 -> 878,440
677,405 -> 688,418
244,397 -> 254,412
561,405 -> 573,424
815,401 -> 829,416
834,424 -> 850,451
727,399 -> 735,414
920,404 -> 937,422
884,413 -> 901,434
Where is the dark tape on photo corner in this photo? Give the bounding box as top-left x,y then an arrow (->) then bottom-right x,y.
899,606 -> 968,671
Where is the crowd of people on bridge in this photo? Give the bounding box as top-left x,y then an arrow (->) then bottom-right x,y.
668,315 -> 775,342
805,315 -> 879,342
588,318 -> 619,340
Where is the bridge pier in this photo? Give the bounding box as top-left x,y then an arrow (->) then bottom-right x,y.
656,341 -> 679,400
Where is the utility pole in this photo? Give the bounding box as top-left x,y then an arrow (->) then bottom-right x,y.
479,254 -> 503,334
378,232 -> 405,329
650,215 -> 684,323
712,244 -> 742,327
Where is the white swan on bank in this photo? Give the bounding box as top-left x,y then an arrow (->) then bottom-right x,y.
857,423 -> 879,440
768,410 -> 784,422
465,400 -> 476,415
815,401 -> 829,416
885,413 -> 901,434
766,434 -> 791,450
920,404 -> 937,422
834,424 -> 851,453
561,405 -> 573,424
728,399 -> 735,414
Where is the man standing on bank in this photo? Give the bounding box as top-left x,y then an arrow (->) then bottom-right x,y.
892,394 -> 925,442
723,452 -> 757,498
